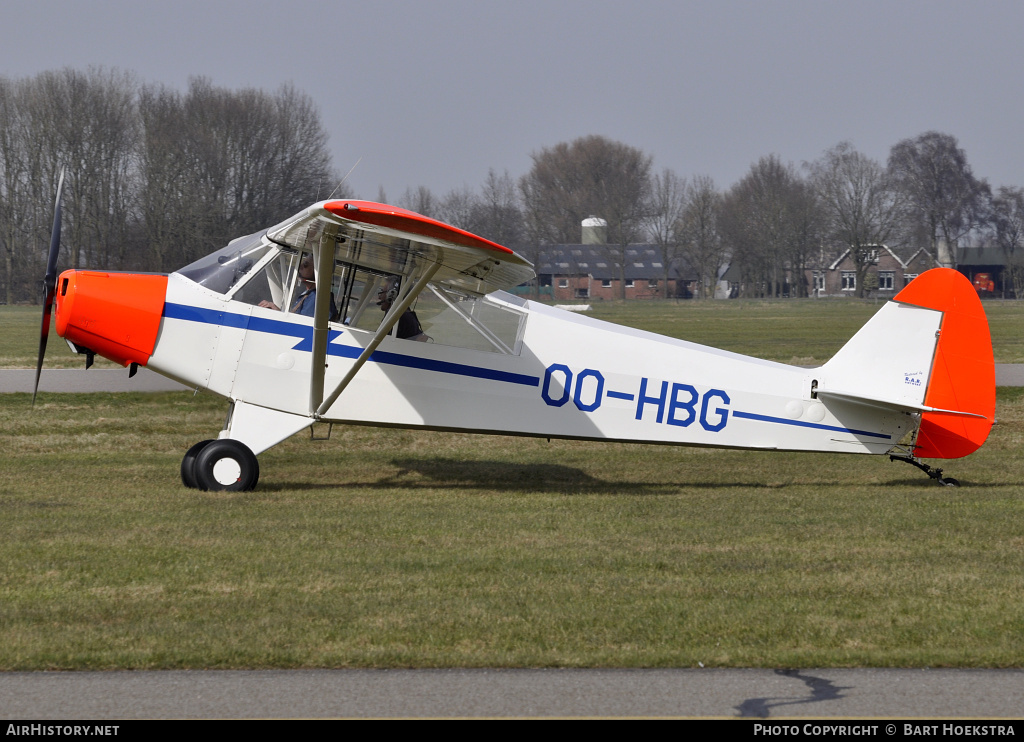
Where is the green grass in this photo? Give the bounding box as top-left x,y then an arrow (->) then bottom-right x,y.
1,306 -> 119,369
3,296 -> 1023,669
1,390 -> 1023,669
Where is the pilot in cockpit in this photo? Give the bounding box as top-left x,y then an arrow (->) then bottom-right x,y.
259,255 -> 335,318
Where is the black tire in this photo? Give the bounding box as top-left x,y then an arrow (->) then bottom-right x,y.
941,477 -> 960,488
192,439 -> 260,492
181,439 -> 214,489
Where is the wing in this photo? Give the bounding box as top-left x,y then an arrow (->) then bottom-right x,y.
267,200 -> 534,297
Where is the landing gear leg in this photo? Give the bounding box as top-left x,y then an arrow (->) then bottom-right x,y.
889,454 -> 960,487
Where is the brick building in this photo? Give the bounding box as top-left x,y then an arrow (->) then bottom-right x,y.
534,244 -> 698,300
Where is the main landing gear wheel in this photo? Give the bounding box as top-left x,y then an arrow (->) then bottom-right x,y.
186,439 -> 260,492
181,439 -> 214,489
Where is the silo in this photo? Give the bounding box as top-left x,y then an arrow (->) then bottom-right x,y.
581,216 -> 607,244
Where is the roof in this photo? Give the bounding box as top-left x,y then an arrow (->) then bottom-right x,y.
957,246 -> 1007,266
828,244 -> 906,271
534,244 -> 697,281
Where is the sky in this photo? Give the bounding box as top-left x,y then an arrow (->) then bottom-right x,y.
2,0 -> 1022,202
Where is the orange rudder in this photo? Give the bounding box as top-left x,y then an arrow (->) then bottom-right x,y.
893,268 -> 995,458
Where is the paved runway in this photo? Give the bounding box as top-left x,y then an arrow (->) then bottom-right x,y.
2,668 -> 1023,719
1,367 -> 187,393
5,365 -> 1024,394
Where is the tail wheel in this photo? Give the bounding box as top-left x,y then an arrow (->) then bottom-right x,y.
192,439 -> 260,492
181,439 -> 214,489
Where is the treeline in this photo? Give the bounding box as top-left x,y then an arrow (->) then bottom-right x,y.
0,68 -> 336,304
4,68 -> 1024,305
401,134 -> 1024,300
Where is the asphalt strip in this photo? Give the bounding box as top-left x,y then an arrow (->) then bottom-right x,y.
1,668 -> 1023,719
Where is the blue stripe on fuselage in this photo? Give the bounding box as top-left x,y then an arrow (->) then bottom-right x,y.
731,410 -> 891,440
162,302 -> 540,387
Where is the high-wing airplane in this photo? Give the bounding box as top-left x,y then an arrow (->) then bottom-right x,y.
35,178 -> 995,491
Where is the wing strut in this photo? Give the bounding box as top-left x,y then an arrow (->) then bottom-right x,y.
314,260 -> 440,419
308,227 -> 338,415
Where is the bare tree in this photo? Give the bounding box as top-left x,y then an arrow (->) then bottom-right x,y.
520,135 -> 652,242
0,69 -> 337,288
644,168 -> 687,298
436,185 -> 479,231
0,76 -> 26,303
679,175 -> 726,299
397,185 -> 438,218
474,168 -> 523,248
719,156 -> 807,298
785,178 -> 825,298
138,78 -> 335,270
991,186 -> 1024,298
809,142 -> 903,298
888,131 -> 990,266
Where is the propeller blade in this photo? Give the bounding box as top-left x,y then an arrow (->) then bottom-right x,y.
33,167 -> 65,405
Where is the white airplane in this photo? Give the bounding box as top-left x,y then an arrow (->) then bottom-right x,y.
36,179 -> 995,490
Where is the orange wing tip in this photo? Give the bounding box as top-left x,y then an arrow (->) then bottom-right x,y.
323,200 -> 514,256
896,268 -> 995,459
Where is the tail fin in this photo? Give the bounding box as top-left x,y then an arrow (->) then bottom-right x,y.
896,268 -> 995,458
818,268 -> 994,459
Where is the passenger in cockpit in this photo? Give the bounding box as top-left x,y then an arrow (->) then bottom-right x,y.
378,276 -> 428,341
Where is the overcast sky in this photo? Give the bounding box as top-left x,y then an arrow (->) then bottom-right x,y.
3,0 -> 1022,202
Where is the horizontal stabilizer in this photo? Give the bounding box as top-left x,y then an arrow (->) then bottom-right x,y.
815,389 -> 988,419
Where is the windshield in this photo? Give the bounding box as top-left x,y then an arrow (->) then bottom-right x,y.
177,232 -> 274,295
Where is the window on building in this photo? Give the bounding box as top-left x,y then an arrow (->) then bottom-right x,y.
812,271 -> 825,291
648,279 -> 658,288
878,271 -> 894,290
903,273 -> 918,286
558,278 -> 568,289
625,279 -> 635,288
575,288 -> 589,299
601,278 -> 611,288
841,271 -> 856,291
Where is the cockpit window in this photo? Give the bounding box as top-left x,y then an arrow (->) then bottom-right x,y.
178,215 -> 527,352
230,249 -> 306,311
178,232 -> 274,295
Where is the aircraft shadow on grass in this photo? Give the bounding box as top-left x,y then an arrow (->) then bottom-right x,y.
256,463 -> 966,493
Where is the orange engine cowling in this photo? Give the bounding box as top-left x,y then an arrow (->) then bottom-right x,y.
54,270 -> 168,368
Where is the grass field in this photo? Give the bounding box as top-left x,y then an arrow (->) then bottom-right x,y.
2,299 -> 1023,670
1,387 -> 1022,670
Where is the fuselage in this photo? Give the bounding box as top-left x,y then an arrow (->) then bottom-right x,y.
133,271 -> 909,456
